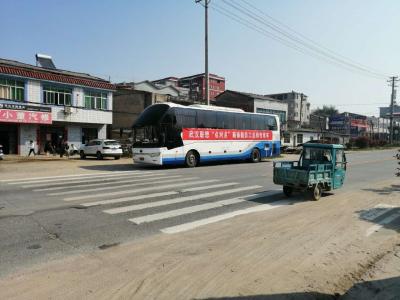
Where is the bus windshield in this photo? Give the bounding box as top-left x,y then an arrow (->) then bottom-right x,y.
132,105 -> 183,149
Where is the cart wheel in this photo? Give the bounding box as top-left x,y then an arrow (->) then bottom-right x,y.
283,186 -> 293,197
311,185 -> 322,201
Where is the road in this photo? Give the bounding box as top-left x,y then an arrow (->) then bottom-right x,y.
0,149 -> 399,299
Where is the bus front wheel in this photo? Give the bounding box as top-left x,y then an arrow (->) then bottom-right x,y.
250,148 -> 261,163
185,150 -> 198,168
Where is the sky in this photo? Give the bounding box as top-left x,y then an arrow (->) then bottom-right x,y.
1,0 -> 399,116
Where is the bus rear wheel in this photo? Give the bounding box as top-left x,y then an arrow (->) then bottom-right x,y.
250,148 -> 261,163
185,150 -> 198,168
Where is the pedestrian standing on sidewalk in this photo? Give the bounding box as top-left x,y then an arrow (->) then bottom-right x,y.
28,140 -> 36,156
60,141 -> 69,158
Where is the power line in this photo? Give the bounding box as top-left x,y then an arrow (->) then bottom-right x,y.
211,2 -> 385,80
224,0 -> 387,78
217,0 -> 387,79
335,103 -> 389,106
238,0 -> 388,78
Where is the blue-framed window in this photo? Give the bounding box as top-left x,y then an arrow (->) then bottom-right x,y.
84,91 -> 107,110
43,85 -> 72,106
0,77 -> 25,101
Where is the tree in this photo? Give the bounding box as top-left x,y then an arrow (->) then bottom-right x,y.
312,105 -> 339,117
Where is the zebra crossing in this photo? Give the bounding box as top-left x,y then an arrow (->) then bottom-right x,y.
1,170 -> 287,234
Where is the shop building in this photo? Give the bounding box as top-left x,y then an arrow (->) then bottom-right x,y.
328,112 -> 368,138
0,56 -> 114,155
214,90 -> 288,130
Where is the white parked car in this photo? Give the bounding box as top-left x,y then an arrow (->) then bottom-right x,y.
80,139 -> 122,160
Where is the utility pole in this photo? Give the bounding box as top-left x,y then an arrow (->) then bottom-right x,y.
388,76 -> 399,144
196,0 -> 210,105
299,93 -> 303,127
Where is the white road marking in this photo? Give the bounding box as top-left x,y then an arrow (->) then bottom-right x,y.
2,170 -> 145,183
23,172 -> 166,189
64,179 -> 218,201
8,171 -> 151,185
81,191 -> 179,207
365,212 -> 400,237
161,198 -> 292,234
180,182 -> 238,192
129,191 -> 278,224
37,175 -> 181,192
103,186 -> 263,214
52,177 -> 198,196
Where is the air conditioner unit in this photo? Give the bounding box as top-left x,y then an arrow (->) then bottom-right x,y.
64,106 -> 73,114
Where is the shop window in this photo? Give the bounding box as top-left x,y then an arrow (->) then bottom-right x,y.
43,85 -> 72,106
84,91 -> 108,110
0,77 -> 25,101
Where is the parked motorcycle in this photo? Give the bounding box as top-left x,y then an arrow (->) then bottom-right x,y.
396,149 -> 400,177
0,144 -> 4,160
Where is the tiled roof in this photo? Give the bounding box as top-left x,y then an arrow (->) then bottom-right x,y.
178,73 -> 225,81
221,90 -> 279,102
0,58 -> 115,91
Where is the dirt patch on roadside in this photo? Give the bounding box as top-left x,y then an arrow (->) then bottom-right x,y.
0,180 -> 399,299
340,243 -> 400,299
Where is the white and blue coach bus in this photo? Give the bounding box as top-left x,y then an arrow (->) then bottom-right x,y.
132,103 -> 280,167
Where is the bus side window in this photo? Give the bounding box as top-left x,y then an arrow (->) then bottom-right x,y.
234,113 -> 242,130
198,110 -> 217,129
197,110 -> 206,128
243,115 -> 251,130
216,112 -> 224,129
256,115 -> 264,130
226,113 -> 235,129
250,115 -> 258,130
176,108 -> 196,128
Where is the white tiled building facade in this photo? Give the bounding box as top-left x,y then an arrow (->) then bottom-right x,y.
0,58 -> 114,155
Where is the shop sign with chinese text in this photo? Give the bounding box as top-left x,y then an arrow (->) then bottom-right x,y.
0,109 -> 52,124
